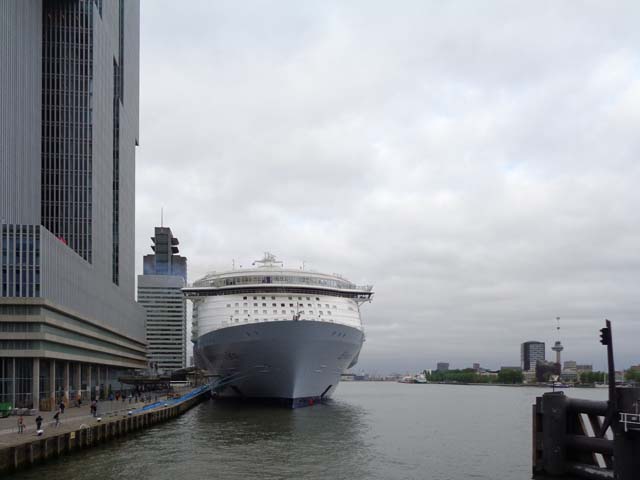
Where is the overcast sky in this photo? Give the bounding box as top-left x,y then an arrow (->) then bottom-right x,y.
135,1 -> 640,373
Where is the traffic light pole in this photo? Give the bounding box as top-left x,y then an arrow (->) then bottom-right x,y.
598,319 -> 617,437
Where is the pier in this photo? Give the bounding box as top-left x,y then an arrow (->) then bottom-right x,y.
532,321 -> 640,479
0,385 -> 210,474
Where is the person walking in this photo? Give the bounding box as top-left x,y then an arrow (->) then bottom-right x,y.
17,415 -> 24,434
59,401 -> 65,414
35,414 -> 43,431
53,409 -> 60,427
90,399 -> 97,417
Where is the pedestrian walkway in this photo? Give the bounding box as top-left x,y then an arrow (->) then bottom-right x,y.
0,396 -> 167,447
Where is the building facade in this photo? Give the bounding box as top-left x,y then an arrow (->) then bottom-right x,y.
138,227 -> 187,373
436,362 -> 449,372
521,341 -> 545,372
0,0 -> 145,410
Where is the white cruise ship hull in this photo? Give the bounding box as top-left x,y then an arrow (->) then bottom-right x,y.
194,320 -> 364,408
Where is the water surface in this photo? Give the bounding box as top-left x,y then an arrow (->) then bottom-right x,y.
8,382 -> 607,480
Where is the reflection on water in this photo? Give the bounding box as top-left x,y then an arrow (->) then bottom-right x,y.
7,396 -> 372,480
4,383 -> 608,480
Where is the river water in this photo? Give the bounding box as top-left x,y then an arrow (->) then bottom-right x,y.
7,382 -> 607,480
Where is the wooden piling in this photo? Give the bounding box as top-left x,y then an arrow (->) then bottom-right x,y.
541,391 -> 568,476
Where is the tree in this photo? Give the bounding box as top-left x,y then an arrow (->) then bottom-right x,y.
624,369 -> 640,383
497,369 -> 523,384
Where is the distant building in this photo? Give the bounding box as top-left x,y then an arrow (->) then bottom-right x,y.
536,360 -> 560,383
521,341 -> 545,372
436,362 -> 449,372
472,363 -> 481,372
138,227 -> 187,373
576,364 -> 593,373
561,360 -> 578,382
552,340 -> 564,365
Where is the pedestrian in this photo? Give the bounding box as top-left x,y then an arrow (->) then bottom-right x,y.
53,410 -> 60,427
17,415 -> 24,434
35,414 -> 43,431
59,401 -> 65,414
90,399 -> 97,417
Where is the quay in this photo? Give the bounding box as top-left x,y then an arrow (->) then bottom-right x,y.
0,385 -> 210,474
532,321 -> 640,480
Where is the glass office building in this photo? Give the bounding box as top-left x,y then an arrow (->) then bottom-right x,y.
138,227 -> 187,373
0,0 -> 146,410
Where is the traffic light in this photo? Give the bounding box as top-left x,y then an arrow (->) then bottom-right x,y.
600,327 -> 610,345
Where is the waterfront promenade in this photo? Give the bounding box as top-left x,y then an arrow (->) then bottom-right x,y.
0,397 -> 161,447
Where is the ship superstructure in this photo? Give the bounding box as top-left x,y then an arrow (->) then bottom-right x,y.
184,253 -> 373,407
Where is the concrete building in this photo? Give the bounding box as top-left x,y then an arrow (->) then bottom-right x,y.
436,362 -> 449,372
576,364 -> 593,374
138,227 -> 187,373
0,0 -> 145,410
561,360 -> 578,383
552,340 -> 564,365
521,341 -> 545,372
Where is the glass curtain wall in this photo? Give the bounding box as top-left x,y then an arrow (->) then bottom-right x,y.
15,358 -> 33,408
0,358 -> 13,405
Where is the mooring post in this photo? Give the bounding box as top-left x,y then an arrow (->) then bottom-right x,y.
542,391 -> 567,476
614,387 -> 640,480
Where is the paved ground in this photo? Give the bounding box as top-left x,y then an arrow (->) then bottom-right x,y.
0,396 -> 167,447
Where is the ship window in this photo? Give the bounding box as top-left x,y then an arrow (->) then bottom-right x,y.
306,297 -> 310,300
308,304 -> 312,307
253,296 -> 257,300
234,310 -> 239,314
325,304 -> 330,308
288,297 -> 292,300
244,319 -> 248,322
261,296 -> 265,300
298,296 -> 302,300
271,296 -> 275,300
291,310 -> 295,314
254,310 -> 258,314
282,310 -> 286,314
243,303 -> 247,307
309,310 -> 314,314
234,303 -> 239,307
333,305 -> 337,309
289,303 -> 294,307
272,303 -> 276,307
319,311 -> 323,315
262,303 -> 266,307
254,303 -> 258,306
281,303 -> 285,307
226,304 -> 231,308
243,310 -> 248,314
300,310 -> 305,314
316,297 -> 319,301
243,296 -> 247,300
328,311 -> 332,315
317,304 -> 321,308
235,319 -> 239,323
263,310 -> 267,314
273,310 -> 277,314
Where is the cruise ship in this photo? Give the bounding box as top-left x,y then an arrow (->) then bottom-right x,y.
183,253 -> 373,407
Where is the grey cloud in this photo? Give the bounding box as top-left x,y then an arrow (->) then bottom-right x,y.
136,0 -> 640,373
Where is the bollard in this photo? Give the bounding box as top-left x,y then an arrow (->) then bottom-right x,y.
614,387 -> 640,480
542,391 -> 567,476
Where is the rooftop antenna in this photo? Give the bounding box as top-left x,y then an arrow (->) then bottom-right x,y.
556,316 -> 560,332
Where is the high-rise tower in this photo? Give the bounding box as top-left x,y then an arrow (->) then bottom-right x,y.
138,227 -> 187,372
0,0 -> 144,410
